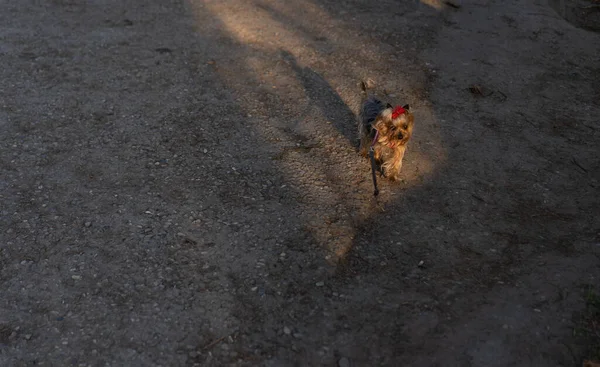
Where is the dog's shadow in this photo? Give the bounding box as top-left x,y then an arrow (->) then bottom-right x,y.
281,50 -> 357,147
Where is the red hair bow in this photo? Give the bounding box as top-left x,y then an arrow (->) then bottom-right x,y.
391,106 -> 406,119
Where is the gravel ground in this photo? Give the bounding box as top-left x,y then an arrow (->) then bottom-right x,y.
1,0 -> 599,366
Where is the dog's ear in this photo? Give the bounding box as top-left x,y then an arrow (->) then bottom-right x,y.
386,103 -> 393,109
403,104 -> 410,111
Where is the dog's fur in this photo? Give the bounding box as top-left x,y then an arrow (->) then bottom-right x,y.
358,81 -> 414,181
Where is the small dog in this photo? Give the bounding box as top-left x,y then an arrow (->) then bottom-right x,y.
358,81 -> 414,181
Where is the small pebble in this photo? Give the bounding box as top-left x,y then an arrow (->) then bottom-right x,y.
84,222 -> 91,227
338,357 -> 350,367
418,260 -> 424,267
71,275 -> 82,280
316,281 -> 324,287
283,326 -> 291,335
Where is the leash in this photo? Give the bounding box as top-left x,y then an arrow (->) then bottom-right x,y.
369,129 -> 379,196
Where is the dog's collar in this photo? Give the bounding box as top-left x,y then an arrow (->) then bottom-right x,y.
391,106 -> 406,119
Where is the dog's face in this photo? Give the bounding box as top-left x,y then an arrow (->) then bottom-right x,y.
373,104 -> 414,148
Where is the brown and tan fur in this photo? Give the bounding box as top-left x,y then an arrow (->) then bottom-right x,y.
358,81 -> 415,181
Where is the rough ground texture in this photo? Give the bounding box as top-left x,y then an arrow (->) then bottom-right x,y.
1,0 -> 599,366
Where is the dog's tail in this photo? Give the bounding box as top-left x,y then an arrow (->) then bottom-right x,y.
360,79 -> 375,93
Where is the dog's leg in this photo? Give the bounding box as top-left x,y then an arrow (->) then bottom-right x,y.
383,145 -> 406,181
373,145 -> 383,162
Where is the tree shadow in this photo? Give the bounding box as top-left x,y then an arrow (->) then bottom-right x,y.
280,49 -> 358,147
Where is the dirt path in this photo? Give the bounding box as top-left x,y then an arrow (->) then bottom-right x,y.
1,0 -> 599,366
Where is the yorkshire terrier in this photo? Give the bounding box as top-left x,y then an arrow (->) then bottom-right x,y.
358,81 -> 414,181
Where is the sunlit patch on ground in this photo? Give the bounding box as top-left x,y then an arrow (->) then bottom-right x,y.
420,0 -> 445,10
188,0 -> 445,262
